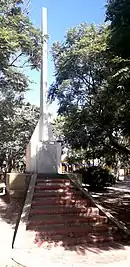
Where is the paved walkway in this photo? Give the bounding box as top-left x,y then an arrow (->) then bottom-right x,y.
10,246 -> 130,267
0,195 -> 24,267
107,176 -> 130,192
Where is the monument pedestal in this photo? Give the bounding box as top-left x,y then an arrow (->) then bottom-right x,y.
26,141 -> 61,174
26,114 -> 61,174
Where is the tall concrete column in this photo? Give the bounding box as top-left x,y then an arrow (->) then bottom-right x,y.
39,7 -> 48,141
26,7 -> 61,173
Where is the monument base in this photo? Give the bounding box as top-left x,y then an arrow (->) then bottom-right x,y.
26,141 -> 61,174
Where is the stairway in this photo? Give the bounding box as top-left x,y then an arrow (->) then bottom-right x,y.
15,173 -> 125,250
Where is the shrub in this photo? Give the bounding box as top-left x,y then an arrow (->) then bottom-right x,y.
74,166 -> 116,189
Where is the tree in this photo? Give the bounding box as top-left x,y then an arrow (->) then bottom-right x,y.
49,25 -> 109,146
0,103 -> 40,171
106,0 -> 130,59
0,0 -> 42,170
0,0 -> 41,70
105,0 -> 130,157
49,23 -> 130,165
52,115 -> 65,142
52,115 -> 93,165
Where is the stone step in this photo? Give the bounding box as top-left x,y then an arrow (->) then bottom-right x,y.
34,191 -> 83,198
35,185 -> 74,190
37,178 -> 71,183
31,198 -> 91,207
36,182 -> 72,188
27,214 -> 108,228
27,223 -> 117,236
36,180 -> 72,185
37,174 -> 67,177
30,206 -> 99,216
31,202 -> 92,210
32,195 -> 87,201
34,187 -> 79,193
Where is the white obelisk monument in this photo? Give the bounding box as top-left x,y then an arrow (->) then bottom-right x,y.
26,7 -> 61,173
39,7 -> 49,142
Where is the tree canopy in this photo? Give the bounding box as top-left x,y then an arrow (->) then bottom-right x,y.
0,0 -> 41,170
106,0 -> 130,59
50,0 -> 130,166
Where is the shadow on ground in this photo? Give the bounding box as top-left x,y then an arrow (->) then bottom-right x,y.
1,177 -> 130,257
19,185 -> 130,256
0,193 -> 26,228
0,172 -> 30,228
90,188 -> 130,230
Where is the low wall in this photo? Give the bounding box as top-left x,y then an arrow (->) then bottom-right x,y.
6,173 -> 31,199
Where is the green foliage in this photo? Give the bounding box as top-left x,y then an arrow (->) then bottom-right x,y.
49,13 -> 130,165
0,0 -> 41,170
52,115 -> 65,142
0,103 -> 40,171
105,0 -> 130,152
49,24 -> 109,107
75,166 -> 116,189
106,0 -> 130,59
0,0 -> 41,70
49,25 -> 112,156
